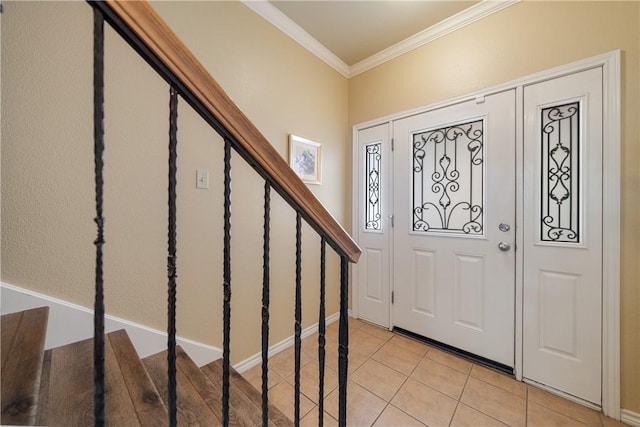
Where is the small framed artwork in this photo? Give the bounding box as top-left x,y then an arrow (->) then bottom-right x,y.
289,134 -> 322,184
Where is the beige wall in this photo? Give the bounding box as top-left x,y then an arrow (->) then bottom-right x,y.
1,1 -> 349,364
349,0 -> 640,413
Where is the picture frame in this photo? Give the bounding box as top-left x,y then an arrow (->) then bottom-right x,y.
289,134 -> 322,184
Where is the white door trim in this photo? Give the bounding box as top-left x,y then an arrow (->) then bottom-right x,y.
351,50 -> 620,418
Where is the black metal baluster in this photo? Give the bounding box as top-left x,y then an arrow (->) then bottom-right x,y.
222,138 -> 232,426
92,7 -> 106,427
167,86 -> 179,427
261,182 -> 271,426
294,212 -> 302,425
337,255 -> 349,427
318,238 -> 327,427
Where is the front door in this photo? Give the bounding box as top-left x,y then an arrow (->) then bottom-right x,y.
392,90 -> 516,367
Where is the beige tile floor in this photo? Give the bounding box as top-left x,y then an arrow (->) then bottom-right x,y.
242,318 -> 628,427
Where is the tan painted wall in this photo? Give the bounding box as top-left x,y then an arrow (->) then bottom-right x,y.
349,0 -> 640,413
1,1 -> 349,364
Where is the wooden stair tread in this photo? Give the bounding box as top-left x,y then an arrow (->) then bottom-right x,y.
1,307 -> 49,425
108,329 -> 168,424
202,359 -> 293,427
38,329 -> 166,426
36,349 -> 52,426
143,346 -> 222,426
2,307 -> 294,425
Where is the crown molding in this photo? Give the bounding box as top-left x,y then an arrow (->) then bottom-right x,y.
242,0 -> 351,78
349,0 -> 520,77
243,0 -> 520,79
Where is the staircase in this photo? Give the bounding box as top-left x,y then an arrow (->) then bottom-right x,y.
1,307 -> 292,426
0,2 -> 358,424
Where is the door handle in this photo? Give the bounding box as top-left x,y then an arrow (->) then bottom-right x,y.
498,242 -> 511,251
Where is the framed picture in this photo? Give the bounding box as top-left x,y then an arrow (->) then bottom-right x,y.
289,134 -> 322,184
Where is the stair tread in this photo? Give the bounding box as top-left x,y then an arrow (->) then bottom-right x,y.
35,349 -> 52,426
108,329 -> 168,425
1,307 -> 49,425
143,346 -> 222,426
38,329 -> 166,426
202,359 -> 293,427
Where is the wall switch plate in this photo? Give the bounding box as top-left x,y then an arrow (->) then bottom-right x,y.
196,169 -> 209,189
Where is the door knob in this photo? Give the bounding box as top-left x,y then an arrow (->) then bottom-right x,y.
499,223 -> 511,232
498,242 -> 511,251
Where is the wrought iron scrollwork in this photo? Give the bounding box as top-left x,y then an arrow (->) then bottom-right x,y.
540,102 -> 580,243
365,143 -> 382,230
412,119 -> 484,235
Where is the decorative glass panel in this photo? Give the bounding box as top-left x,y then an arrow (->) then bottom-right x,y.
365,142 -> 382,230
540,102 -> 580,243
413,119 -> 484,235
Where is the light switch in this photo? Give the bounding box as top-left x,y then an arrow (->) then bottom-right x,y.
196,169 -> 209,189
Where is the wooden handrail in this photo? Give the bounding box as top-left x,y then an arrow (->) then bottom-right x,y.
103,1 -> 361,263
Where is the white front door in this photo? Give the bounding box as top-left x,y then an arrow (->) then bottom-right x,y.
392,90 -> 516,367
355,123 -> 391,327
523,68 -> 603,404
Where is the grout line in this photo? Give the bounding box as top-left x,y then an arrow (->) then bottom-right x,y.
369,402 -> 390,426
527,383 -> 604,426
461,375 -> 524,426
385,402 -> 429,427
471,373 -> 526,399
354,326 -> 412,426
448,370 -> 472,427
375,347 -> 425,425
528,398 -> 602,427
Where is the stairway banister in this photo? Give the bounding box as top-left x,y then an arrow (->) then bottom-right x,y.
99,0 -> 361,263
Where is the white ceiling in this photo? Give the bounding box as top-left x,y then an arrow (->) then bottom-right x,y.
270,1 -> 479,66
244,0 -> 518,78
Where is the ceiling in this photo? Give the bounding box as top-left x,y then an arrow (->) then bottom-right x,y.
244,0 -> 516,77
269,1 -> 479,66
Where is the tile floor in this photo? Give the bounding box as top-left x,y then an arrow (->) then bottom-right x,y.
242,318 -> 628,426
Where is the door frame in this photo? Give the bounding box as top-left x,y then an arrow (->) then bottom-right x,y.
351,50 -> 620,418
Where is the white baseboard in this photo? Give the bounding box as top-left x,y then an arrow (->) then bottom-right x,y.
233,311 -> 340,374
0,282 -> 221,367
622,409 -> 640,427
